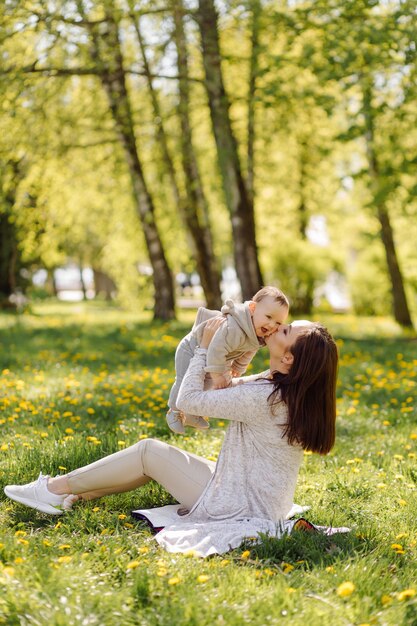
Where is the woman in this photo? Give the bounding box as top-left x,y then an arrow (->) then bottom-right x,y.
4,318 -> 338,556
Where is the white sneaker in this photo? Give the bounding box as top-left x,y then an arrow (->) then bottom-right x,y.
4,472 -> 68,515
166,409 -> 186,434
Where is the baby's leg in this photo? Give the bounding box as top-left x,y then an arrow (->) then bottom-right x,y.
168,336 -> 197,409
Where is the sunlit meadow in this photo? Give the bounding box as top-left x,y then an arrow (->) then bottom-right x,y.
0,302 -> 416,626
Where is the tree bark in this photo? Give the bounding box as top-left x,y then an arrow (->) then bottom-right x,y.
81,4 -> 175,320
132,3 -> 222,308
0,212 -> 17,304
0,160 -> 23,308
172,0 -> 222,309
79,260 -> 87,300
247,0 -> 261,205
362,82 -> 413,329
196,0 -> 263,300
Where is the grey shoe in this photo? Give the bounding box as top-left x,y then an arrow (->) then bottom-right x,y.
183,414 -> 210,430
4,472 -> 67,515
166,409 -> 186,434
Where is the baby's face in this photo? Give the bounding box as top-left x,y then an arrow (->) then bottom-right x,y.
251,296 -> 289,338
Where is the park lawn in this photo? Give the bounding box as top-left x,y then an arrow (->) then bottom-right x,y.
0,301 -> 416,626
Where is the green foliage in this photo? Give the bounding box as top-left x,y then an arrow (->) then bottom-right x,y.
271,236 -> 332,314
349,243 -> 392,316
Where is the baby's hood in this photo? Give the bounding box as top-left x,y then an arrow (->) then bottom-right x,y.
220,299 -> 257,340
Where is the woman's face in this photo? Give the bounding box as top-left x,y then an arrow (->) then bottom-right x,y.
264,320 -> 313,359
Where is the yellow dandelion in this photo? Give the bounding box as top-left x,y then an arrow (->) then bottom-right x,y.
118,514 -> 127,520
282,562 -> 294,574
196,574 -> 210,583
168,576 -> 181,586
87,408 -> 95,414
14,557 -> 24,564
241,550 -> 251,560
157,568 -> 168,577
264,568 -> 276,576
381,594 -> 392,606
184,550 -> 197,558
138,546 -> 149,554
126,560 -> 140,570
57,555 -> 72,564
397,589 -> 415,601
58,544 -> 71,550
336,581 -> 355,597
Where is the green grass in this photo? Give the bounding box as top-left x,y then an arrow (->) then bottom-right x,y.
0,301 -> 416,626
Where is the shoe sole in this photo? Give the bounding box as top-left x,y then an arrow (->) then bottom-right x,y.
4,487 -> 63,515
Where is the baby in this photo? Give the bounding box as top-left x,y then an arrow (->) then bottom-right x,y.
166,286 -> 289,434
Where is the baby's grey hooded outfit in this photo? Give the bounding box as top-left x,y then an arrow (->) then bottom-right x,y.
168,300 -> 263,411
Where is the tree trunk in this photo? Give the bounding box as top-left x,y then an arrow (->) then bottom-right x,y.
362,82 -> 413,329
82,5 -> 175,320
247,0 -> 261,205
0,212 -> 17,305
131,4 -> 222,308
196,0 -> 263,300
93,268 -> 116,300
79,260 -> 87,300
296,143 -> 313,314
172,0 -> 222,309
0,160 -> 23,308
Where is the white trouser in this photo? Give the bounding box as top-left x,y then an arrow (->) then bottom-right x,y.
67,438 -> 215,508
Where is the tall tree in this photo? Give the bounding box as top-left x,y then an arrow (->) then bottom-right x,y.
171,0 -> 222,308
0,159 -> 25,306
131,2 -> 222,308
361,77 -> 412,328
196,0 -> 263,300
298,0 -> 415,328
246,0 -> 262,204
78,2 -> 175,320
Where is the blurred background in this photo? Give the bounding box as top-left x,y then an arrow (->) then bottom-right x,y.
1,0 -> 416,327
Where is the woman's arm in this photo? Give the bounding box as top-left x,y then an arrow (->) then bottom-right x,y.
176,350 -> 272,423
177,320 -> 273,423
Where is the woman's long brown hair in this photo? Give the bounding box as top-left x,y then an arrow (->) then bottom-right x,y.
268,324 -> 338,455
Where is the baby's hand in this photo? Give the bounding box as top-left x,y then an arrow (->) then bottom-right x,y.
211,373 -> 230,389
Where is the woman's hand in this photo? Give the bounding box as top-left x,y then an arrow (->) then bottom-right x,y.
200,317 -> 225,349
